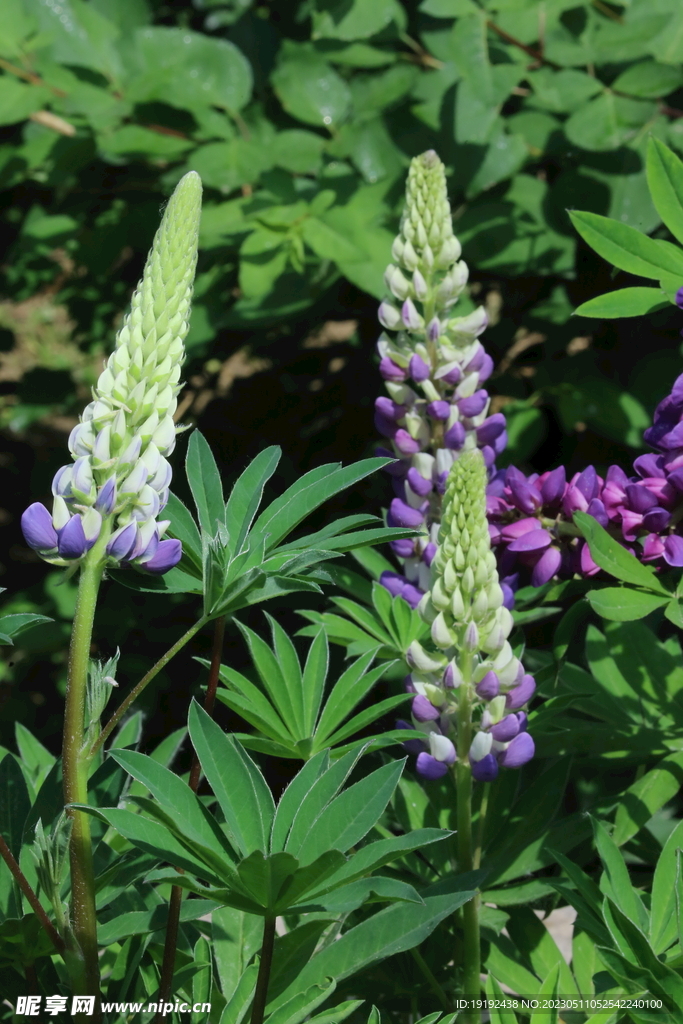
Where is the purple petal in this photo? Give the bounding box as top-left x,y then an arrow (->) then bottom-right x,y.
478,353 -> 494,383
634,454 -> 664,478
402,583 -> 423,609
476,670 -> 500,700
380,571 -> 407,598
458,390 -> 488,418
389,498 -> 425,529
394,429 -> 422,456
139,538 -> 182,574
539,466 -> 566,506
21,503 -> 59,551
664,535 -> 683,567
498,732 -> 535,768
376,397 -> 406,421
407,467 -> 433,497
490,713 -> 521,742
676,286 -> 683,310
575,466 -> 599,502
412,694 -> 441,722
379,357 -> 407,382
95,476 -> 117,515
625,484 -> 659,514
57,515 -> 89,559
507,529 -> 552,553
505,673 -> 536,709
422,542 -> 437,566
416,753 -> 449,780
470,753 -> 499,782
397,719 -> 425,756
586,498 -> 609,528
477,413 -> 506,447
107,521 -> 138,561
427,400 -> 451,420
409,354 -> 431,382
530,546 -> 562,587
444,421 -> 466,449
390,538 -> 416,558
642,507 -> 671,532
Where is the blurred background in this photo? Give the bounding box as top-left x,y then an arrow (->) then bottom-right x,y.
1,0 -> 682,760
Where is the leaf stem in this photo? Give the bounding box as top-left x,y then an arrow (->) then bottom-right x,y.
0,832 -> 66,956
154,614 -> 226,1023
454,651 -> 481,1024
251,917 -> 276,1024
91,613 -> 210,757
63,544 -> 107,1003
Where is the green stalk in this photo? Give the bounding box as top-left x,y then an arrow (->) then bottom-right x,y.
454,649 -> 481,1024
62,533 -> 109,1001
250,917 -> 276,1024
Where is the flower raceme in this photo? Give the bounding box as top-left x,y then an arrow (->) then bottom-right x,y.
401,449 -> 535,784
21,171 -> 202,574
374,150 -> 505,610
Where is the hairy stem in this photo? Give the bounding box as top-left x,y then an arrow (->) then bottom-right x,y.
0,833 -> 65,956
251,917 -> 276,1024
454,651 -> 481,1024
63,544 -> 107,1001
154,615 -> 226,1022
92,614 -> 210,757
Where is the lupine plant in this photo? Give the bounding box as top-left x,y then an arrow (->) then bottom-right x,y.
10,115 -> 683,1024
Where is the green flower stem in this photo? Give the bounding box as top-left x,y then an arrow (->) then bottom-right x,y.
91,612 -> 210,758
154,614 -> 226,1024
251,917 -> 276,1024
474,783 -> 490,872
63,535 -> 109,1000
454,650 -> 481,1024
0,832 -> 66,957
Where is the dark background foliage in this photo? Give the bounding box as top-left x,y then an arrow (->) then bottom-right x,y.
2,0 -> 683,770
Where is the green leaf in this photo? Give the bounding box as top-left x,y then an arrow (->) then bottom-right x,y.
0,755 -> 30,860
266,980 -> 336,1024
314,652 -> 388,741
614,61 -> 683,99
604,899 -> 683,1009
311,0 -> 400,42
302,216 -> 364,263
614,752 -> 683,847
301,630 -> 328,737
650,819 -> 683,954
294,759 -> 405,863
565,93 -> 622,152
272,130 -> 326,175
186,431 -> 226,538
270,751 -> 331,853
224,446 -> 281,559
270,881 -> 475,1005
233,621 -> 303,739
164,492 -> 203,572
212,906 -> 262,1005
485,974 -> 518,1024
569,210 -> 683,280
646,136 -> 683,246
284,747 -> 364,856
312,829 -> 450,891
574,287 -> 670,318
131,27 -> 252,111
98,899 -> 219,945
528,68 -> 602,114
220,962 -> 259,1024
14,722 -> 55,789
585,587 -> 669,621
573,512 -> 671,595
188,702 -> 275,856
295,875 -> 423,914
236,849 -> 299,910
591,816 -> 649,933
272,48 -> 351,128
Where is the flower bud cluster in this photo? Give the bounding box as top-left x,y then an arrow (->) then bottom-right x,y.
375,150 -> 506,609
400,450 -> 535,783
21,172 -> 202,574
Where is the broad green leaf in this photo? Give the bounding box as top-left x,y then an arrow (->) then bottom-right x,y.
574,287 -> 670,318
573,513 -> 671,595
0,612 -> 53,644
192,936 -> 212,1024
314,653 -> 389,741
273,850 -> 347,911
236,850 -> 299,910
224,446 -> 281,558
234,621 -> 302,738
188,702 -> 275,856
212,907 -> 262,1005
604,899 -> 683,1009
614,62 -> 683,100
14,723 -> 55,789
266,980 -> 336,1024
266,614 -> 306,738
569,210 -> 683,280
585,587 -> 669,621
310,829 -> 450,891
186,431 -> 226,538
109,748 -> 235,862
527,68 -> 602,113
270,752 -> 330,853
321,694 -> 411,750
251,458 -> 391,551
591,817 -> 649,933
213,676 -> 293,745
485,974 -> 518,1024
506,906 -> 578,996
311,0 -> 400,42
164,492 -> 203,571
295,875 -> 423,914
535,963 -> 562,1024
646,137 -> 683,246
98,899 -> 219,945
220,962 -> 259,1024
295,759 -> 405,863
272,47 -> 351,128
302,216 -> 364,263
651,820 -> 683,954
565,93 -> 621,152
301,630 -> 328,737
132,27 -> 252,111
614,752 -> 683,848
269,881 -> 474,1005
485,932 -> 543,997
0,755 -> 31,859
284,747 -> 364,856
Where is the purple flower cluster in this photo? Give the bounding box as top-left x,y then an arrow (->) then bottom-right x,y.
486,370 -> 683,585
398,663 -> 536,782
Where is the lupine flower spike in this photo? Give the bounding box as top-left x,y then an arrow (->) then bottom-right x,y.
401,448 -> 535,782
21,172 -> 203,575
375,150 -> 506,610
